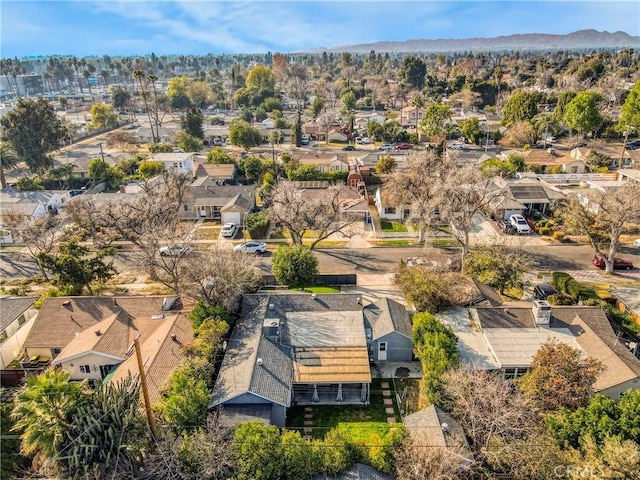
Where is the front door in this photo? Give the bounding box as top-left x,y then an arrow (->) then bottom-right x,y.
378,342 -> 387,361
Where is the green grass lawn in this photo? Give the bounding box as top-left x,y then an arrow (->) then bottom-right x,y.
288,286 -> 341,293
380,221 -> 408,233
286,379 -> 400,440
370,240 -> 423,247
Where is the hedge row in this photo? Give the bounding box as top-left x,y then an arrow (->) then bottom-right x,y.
552,272 -> 598,302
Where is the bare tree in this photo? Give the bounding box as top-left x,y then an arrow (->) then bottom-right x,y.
440,166 -> 504,265
268,182 -> 357,249
440,367 -> 542,474
63,196 -> 115,248
385,151 -> 450,242
139,413 -> 236,480
317,107 -> 339,144
4,213 -> 61,280
394,438 -> 474,480
557,182 -> 640,273
179,244 -> 261,312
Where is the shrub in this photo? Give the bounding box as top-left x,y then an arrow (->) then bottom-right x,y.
539,226 -> 551,236
547,293 -> 574,305
245,210 -> 269,239
536,219 -> 549,228
188,300 -> 232,329
552,272 -> 573,292
552,231 -> 566,242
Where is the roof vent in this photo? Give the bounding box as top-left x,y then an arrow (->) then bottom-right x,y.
62,300 -> 71,307
268,303 -> 274,310
256,358 -> 264,367
170,333 -> 177,342
532,300 -> 552,326
441,422 -> 449,433
113,298 -> 117,306
94,329 -> 101,336
311,293 -> 317,300
357,297 -> 363,306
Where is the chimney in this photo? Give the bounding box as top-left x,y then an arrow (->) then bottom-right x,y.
532,300 -> 552,326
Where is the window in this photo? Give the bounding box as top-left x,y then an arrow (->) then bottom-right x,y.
384,207 -> 396,215
379,342 -> 387,351
79,365 -> 91,374
403,209 -> 411,219
52,347 -> 62,358
183,205 -> 189,212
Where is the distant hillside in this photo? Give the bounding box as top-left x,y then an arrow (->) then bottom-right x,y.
306,30 -> 640,53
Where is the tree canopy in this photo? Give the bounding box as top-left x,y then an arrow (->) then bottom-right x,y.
228,119 -> 262,151
563,91 -> 604,135
271,245 -> 318,288
501,90 -> 539,127
619,81 -> 640,131
0,97 -> 69,175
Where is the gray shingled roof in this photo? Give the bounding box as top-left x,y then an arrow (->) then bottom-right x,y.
364,298 -> 412,339
0,297 -> 37,331
473,305 -> 640,378
210,293 -> 367,409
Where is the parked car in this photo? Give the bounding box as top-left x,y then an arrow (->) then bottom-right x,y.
221,223 -> 237,238
634,238 -> 640,247
625,140 -> 640,150
233,241 -> 266,255
448,143 -> 464,150
509,214 -> 531,234
545,136 -> 556,143
533,283 -> 557,300
342,145 -> 356,151
159,244 -> 193,257
378,144 -> 393,151
592,254 -> 633,270
497,220 -> 515,235
395,143 -> 414,150
361,137 -> 373,144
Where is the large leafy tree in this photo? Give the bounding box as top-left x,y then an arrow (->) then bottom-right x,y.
464,244 -> 533,294
271,245 -> 318,288
501,90 -> 539,127
245,64 -> 277,93
181,107 -> 204,139
37,238 -> 117,295
88,102 -> 118,130
400,56 -> 427,89
563,91 -> 604,136
419,103 -> 452,143
518,340 -> 604,411
228,119 -> 262,151
619,80 -> 640,131
0,97 -> 69,175
166,75 -> 192,109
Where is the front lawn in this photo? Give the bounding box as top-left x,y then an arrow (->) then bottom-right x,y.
380,221 -> 407,233
288,286 -> 341,293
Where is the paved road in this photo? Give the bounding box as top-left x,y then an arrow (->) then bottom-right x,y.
2,244 -> 639,281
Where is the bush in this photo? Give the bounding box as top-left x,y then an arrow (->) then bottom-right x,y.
188,300 -> 232,329
547,293 -> 575,305
552,272 -> 573,292
245,210 -> 269,239
552,231 -> 566,242
272,245 -> 318,288
539,226 -> 551,236
536,219 -> 549,228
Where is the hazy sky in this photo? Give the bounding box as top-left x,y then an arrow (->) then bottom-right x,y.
2,0 -> 639,57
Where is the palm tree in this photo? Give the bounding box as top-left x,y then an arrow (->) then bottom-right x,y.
11,369 -> 88,462
410,93 -> 425,139
0,141 -> 20,189
132,70 -> 157,142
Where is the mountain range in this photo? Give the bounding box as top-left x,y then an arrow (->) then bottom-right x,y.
305,30 -> 640,53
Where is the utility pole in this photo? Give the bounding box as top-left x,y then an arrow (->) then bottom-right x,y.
134,335 -> 157,438
619,127 -> 633,170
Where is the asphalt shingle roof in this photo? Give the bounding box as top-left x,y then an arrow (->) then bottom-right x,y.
0,297 -> 37,331
364,298 -> 412,339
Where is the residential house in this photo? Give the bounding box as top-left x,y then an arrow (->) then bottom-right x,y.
354,112 -> 386,131
0,297 -> 38,369
439,302 -> 640,399
399,106 -> 425,127
294,152 -> 349,173
489,176 -> 564,220
22,296 -> 190,389
181,178 -> 255,223
554,154 -> 587,173
611,287 -> 640,326
303,123 -> 331,143
0,188 -> 71,222
193,162 -> 237,183
210,293 -> 414,427
261,118 -> 275,129
135,126 -> 179,144
617,168 -> 640,184
328,129 -> 349,142
363,298 -> 413,362
149,152 -> 196,175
